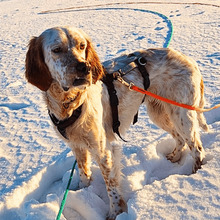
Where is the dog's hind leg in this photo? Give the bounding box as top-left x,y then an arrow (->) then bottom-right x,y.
166,130 -> 186,163
169,108 -> 205,173
197,79 -> 209,132
146,100 -> 186,162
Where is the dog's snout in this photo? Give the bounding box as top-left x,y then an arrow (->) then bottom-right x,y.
76,62 -> 90,75
63,86 -> 69,92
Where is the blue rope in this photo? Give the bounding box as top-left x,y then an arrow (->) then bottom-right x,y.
94,7 -> 173,48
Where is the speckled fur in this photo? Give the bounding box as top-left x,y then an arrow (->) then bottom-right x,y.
25,27 -> 208,219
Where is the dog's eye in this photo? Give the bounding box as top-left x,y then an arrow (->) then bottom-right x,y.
52,47 -> 62,53
80,43 -> 85,50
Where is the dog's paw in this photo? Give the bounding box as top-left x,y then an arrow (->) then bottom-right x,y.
78,176 -> 92,188
166,151 -> 181,163
106,213 -> 118,220
106,217 -> 115,220
192,158 -> 203,173
106,197 -> 127,220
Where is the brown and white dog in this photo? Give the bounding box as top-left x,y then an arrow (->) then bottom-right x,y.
25,26 -> 208,219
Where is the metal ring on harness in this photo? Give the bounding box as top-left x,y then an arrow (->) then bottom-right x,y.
138,57 -> 147,65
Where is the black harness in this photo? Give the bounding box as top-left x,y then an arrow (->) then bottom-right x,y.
134,57 -> 150,90
102,55 -> 150,140
48,55 -> 150,141
102,73 -> 124,140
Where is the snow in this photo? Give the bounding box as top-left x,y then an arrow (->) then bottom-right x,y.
0,0 -> 219,219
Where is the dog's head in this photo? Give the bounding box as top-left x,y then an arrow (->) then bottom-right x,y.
25,27 -> 104,91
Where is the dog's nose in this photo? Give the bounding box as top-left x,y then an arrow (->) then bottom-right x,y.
76,62 -> 90,75
63,86 -> 69,91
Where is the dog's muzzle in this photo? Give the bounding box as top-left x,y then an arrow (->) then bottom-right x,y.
72,62 -> 91,87
76,62 -> 90,75
62,62 -> 91,91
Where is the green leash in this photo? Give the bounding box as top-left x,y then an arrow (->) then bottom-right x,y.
56,10 -> 173,220
56,159 -> 77,220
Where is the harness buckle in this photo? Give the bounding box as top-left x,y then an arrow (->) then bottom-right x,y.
113,71 -> 120,79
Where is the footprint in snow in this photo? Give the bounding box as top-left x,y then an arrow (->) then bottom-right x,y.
116,48 -> 126,54
0,103 -> 30,110
155,27 -> 164,31
170,9 -> 181,18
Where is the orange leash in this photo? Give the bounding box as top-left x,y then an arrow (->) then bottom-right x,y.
131,85 -> 220,112
115,74 -> 220,112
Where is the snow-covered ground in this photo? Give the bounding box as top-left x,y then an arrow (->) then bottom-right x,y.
0,0 -> 219,219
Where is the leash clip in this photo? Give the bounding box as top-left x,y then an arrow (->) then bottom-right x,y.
128,82 -> 134,90
114,71 -> 134,91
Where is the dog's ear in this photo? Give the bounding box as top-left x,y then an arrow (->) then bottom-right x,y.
86,39 -> 105,83
25,37 -> 52,91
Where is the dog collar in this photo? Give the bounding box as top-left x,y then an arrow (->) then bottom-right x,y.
48,104 -> 83,139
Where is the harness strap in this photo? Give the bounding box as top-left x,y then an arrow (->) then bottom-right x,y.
134,57 -> 150,90
102,74 -> 126,141
132,57 -> 150,124
49,104 -> 83,139
102,56 -> 150,140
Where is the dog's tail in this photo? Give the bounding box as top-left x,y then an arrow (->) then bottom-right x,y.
197,79 -> 209,132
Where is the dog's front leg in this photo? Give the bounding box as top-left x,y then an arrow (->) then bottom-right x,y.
73,147 -> 92,188
96,145 -> 127,220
